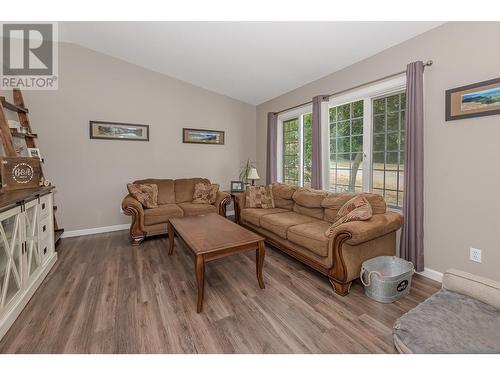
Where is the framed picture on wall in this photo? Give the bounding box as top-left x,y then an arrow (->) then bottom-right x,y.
182,128 -> 225,145
230,181 -> 245,192
446,77 -> 500,121
89,121 -> 150,141
27,147 -> 42,160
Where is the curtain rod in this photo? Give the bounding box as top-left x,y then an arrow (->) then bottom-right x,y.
276,60 -> 433,115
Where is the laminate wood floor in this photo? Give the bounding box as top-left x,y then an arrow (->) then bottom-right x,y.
0,230 -> 440,353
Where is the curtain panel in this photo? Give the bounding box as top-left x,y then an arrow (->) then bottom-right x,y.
311,95 -> 329,189
400,61 -> 425,272
266,112 -> 278,185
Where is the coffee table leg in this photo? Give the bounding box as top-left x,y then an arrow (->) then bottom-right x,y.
195,255 -> 205,313
256,241 -> 265,289
167,221 -> 175,255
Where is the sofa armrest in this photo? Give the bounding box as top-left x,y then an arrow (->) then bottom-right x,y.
215,191 -> 231,216
122,194 -> 144,217
122,195 -> 146,243
329,211 -> 403,245
442,269 -> 500,310
232,192 -> 246,223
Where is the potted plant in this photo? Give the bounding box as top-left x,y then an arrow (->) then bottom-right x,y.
239,159 -> 256,185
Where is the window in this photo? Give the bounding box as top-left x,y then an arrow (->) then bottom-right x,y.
372,93 -> 406,208
329,100 -> 364,193
326,76 -> 406,209
277,77 -> 405,208
280,110 -> 312,187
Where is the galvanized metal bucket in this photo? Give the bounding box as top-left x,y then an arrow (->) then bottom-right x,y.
360,256 -> 415,303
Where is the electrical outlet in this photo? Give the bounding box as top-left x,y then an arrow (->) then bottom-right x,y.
470,248 -> 482,263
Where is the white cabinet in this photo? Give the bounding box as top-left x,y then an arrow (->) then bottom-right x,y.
0,192 -> 57,340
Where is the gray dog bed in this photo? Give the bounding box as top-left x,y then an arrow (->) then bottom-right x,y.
393,269 -> 500,354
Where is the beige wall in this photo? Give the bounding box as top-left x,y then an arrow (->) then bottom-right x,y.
256,22 -> 500,280
2,42 -> 256,231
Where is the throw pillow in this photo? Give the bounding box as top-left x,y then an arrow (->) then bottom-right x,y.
127,183 -> 158,209
192,183 -> 219,204
325,196 -> 373,237
334,195 -> 371,222
246,185 -> 275,209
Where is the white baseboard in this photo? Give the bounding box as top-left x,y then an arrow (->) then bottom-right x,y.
418,267 -> 443,282
62,224 -> 129,238
62,210 -> 238,239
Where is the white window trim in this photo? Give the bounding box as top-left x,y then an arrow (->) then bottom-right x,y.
277,104 -> 312,186
325,75 -> 406,196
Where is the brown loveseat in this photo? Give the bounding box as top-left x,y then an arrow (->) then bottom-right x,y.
234,182 -> 403,296
121,178 -> 231,245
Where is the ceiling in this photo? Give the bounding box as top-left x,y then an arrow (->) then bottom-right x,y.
60,22 -> 443,105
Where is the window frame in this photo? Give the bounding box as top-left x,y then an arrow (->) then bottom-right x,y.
325,76 -> 406,207
277,104 -> 313,187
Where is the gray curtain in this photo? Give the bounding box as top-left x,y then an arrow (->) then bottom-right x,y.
311,95 -> 329,189
266,112 -> 278,185
400,61 -> 424,272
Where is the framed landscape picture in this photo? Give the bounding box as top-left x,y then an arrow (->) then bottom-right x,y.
89,121 -> 149,141
183,128 -> 225,145
446,77 -> 500,121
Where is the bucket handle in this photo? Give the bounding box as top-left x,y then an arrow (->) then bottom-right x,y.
360,267 -> 382,287
406,260 -> 416,275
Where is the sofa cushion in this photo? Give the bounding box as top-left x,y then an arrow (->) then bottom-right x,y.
393,289 -> 500,353
241,207 -> 288,227
271,182 -> 297,210
288,221 -> 331,257
192,183 -> 219,204
127,183 -> 158,208
293,204 -> 324,220
134,179 -> 175,205
323,192 -> 385,222
246,185 -> 275,208
292,187 -> 327,208
144,204 -> 183,225
178,202 -> 217,216
260,211 -> 317,239
175,178 -> 210,203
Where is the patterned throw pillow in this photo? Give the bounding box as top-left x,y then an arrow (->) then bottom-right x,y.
127,183 -> 158,209
325,195 -> 373,237
192,183 -> 219,204
246,185 -> 275,209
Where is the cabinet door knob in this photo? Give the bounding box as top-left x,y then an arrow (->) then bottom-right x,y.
42,203 -> 46,210
43,225 -> 46,232
43,247 -> 47,254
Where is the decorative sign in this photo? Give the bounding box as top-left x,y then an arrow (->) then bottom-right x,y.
0,157 -> 41,192
12,163 -> 34,184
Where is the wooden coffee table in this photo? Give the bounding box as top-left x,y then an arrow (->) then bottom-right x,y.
167,213 -> 266,313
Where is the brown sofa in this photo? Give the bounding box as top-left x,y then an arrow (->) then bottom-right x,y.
234,182 -> 403,296
121,178 -> 231,245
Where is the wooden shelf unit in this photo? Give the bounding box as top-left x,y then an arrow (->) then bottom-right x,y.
10,131 -> 38,139
0,96 -> 29,113
0,89 -> 64,245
